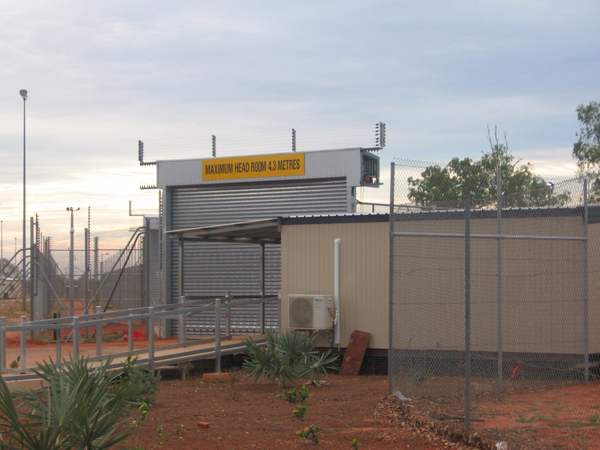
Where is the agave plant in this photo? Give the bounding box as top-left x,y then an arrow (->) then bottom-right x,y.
243,331 -> 339,388
0,357 -> 142,450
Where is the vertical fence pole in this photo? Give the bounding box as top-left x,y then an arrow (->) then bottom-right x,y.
128,313 -> 134,353
224,293 -> 231,338
179,296 -> 186,346
19,316 -> 26,370
0,317 -> 5,373
56,312 -> 62,361
584,179 -> 590,383
464,199 -> 471,430
215,298 -> 221,373
149,306 -> 155,372
388,162 -> 395,394
95,306 -> 102,358
496,168 -> 503,391
72,316 -> 80,362
178,236 -> 185,346
259,300 -> 265,334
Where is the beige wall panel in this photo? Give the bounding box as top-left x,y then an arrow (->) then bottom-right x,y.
283,213 -> 594,355
588,223 -> 600,352
282,221 -> 389,349
393,214 -> 589,355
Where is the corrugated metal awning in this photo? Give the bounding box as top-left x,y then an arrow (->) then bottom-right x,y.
167,218 -> 281,244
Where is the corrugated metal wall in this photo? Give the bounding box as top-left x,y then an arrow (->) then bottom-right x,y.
167,177 -> 350,335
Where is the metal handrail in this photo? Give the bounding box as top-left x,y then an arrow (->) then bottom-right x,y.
0,295 -> 278,379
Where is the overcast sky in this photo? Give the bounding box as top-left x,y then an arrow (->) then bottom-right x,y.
1,1 -> 599,270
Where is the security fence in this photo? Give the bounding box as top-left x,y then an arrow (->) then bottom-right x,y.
389,158 -> 596,446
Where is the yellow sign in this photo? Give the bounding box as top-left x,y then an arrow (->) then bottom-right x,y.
202,153 -> 305,181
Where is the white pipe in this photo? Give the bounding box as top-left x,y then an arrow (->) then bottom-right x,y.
334,238 -> 341,346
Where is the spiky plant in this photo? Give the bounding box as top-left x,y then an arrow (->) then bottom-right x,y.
243,331 -> 338,388
0,356 -> 142,450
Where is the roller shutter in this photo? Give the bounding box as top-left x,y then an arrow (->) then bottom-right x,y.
168,177 -> 348,335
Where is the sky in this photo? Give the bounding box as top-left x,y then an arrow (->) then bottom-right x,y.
1,1 -> 599,271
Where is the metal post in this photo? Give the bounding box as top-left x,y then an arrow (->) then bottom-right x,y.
464,199 -> 471,429
20,89 -> 27,312
179,295 -> 186,346
388,162 -> 395,394
259,300 -> 265,334
30,217 -> 35,326
215,298 -> 221,372
178,236 -> 185,345
148,307 -> 155,371
55,311 -> 62,361
496,168 -> 503,391
72,316 -> 80,362
19,316 -> 26,370
0,317 -> 5,373
67,207 -> 79,316
584,179 -> 590,383
260,242 -> 265,296
224,293 -> 231,338
128,313 -> 134,353
85,228 -> 90,311
95,306 -> 102,358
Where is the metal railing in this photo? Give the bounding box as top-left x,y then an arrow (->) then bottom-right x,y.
0,295 -> 277,380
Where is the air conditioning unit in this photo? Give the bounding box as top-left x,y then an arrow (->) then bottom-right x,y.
288,295 -> 334,330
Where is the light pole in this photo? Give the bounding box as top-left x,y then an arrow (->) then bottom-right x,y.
67,207 -> 80,316
20,89 -> 27,310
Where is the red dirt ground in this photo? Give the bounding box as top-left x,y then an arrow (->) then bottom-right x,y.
119,373 -> 479,450
4,302 -> 599,449
472,381 -> 600,449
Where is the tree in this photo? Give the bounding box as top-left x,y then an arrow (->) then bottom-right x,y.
0,259 -> 17,278
407,127 -> 570,208
573,101 -> 600,171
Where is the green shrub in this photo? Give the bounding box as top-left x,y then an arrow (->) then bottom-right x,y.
243,331 -> 338,388
281,384 -> 312,403
121,354 -> 162,403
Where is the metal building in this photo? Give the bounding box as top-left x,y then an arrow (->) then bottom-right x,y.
151,147 -> 382,336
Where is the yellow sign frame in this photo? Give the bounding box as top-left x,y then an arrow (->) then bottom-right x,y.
202,153 -> 305,181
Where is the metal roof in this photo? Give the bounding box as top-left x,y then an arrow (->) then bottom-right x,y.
166,218 -> 281,244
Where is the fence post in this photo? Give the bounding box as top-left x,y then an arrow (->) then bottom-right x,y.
388,161 -> 395,395
0,317 -> 5,373
464,199 -> 471,430
584,178 -> 590,383
73,316 -> 80,362
128,313 -> 134,353
95,306 -> 102,358
215,298 -> 221,373
149,306 -> 155,372
259,300 -> 265,334
179,295 -> 186,346
19,316 -> 26,370
496,168 -> 503,391
56,311 -> 62,361
224,292 -> 231,338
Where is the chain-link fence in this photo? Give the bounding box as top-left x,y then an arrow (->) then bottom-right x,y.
389,158 -> 596,447
96,242 -> 145,310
